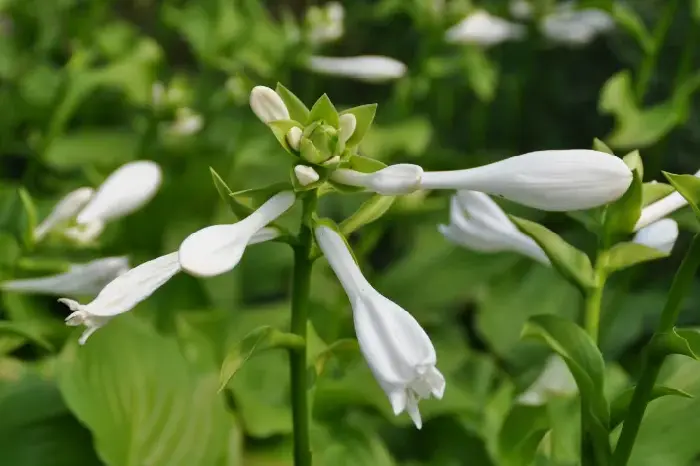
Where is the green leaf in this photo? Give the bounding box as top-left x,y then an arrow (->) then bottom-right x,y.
229,182 -> 294,218
603,170 -> 643,239
510,216 -> 595,294
275,83 -> 309,123
609,102 -> 681,149
599,71 -> 637,116
313,423 -> 395,466
340,104 -> 377,147
340,195 -> 395,236
57,315 -> 237,466
642,182 -> 674,206
593,138 -> 615,155
0,321 -> 53,351
664,172 -> 700,217
267,119 -> 303,156
18,188 -> 37,249
610,385 -> 692,429
44,130 -> 139,169
311,338 -> 360,379
602,242 -> 669,274
0,233 -> 20,267
622,150 -> 644,179
497,405 -> 550,466
210,167 -> 246,218
463,47 -> 499,102
348,155 -> 387,173
307,94 -> 339,128
521,315 -> 611,460
610,3 -> 653,52
219,325 -> 304,391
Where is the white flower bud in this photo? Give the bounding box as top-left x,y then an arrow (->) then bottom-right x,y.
338,113 -> 357,144
445,10 -> 526,46
307,55 -> 407,82
249,86 -> 290,123
294,165 -> 320,187
331,164 -> 423,195
633,219 -> 678,255
287,126 -> 303,151
34,187 -> 94,241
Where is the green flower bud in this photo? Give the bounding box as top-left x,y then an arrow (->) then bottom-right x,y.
299,123 -> 342,164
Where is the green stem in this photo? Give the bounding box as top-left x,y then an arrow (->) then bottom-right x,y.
584,260 -> 608,345
289,190 -> 317,466
635,0 -> 678,102
613,234 -> 700,466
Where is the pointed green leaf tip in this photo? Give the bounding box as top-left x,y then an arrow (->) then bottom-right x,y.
593,138 -> 614,155
664,172 -> 700,218
341,104 -> 378,147
275,83 -> 310,123
209,167 -> 251,219
603,169 -> 642,240
307,94 -> 340,128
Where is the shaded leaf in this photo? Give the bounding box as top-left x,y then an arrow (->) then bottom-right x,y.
664,172 -> 700,218
610,385 -> 692,428
275,83 -> 309,123
602,242 -> 668,274
341,104 -> 377,147
340,195 -> 395,236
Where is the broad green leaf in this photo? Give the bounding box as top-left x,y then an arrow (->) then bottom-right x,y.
44,130 -> 139,169
593,138 -> 615,155
219,325 -> 304,391
340,195 -> 395,236
267,119 -> 303,155
642,182 -> 674,206
664,172 -> 700,217
497,405 -> 550,466
608,102 -> 681,149
340,104 -> 378,147
511,216 -> 595,294
307,94 -> 339,127
622,150 -> 643,179
0,321 -> 53,350
610,385 -> 692,428
604,170 -> 643,239
602,242 -> 668,274
58,315 -> 237,466
275,83 -> 309,123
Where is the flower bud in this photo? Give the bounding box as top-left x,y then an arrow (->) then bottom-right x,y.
287,126 -> 303,151
633,219 -> 678,255
294,165 -> 320,187
249,86 -> 290,123
339,113 -> 357,144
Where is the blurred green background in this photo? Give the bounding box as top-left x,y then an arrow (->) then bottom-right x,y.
2,0 -> 700,465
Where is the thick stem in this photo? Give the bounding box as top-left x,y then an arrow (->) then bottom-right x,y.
289,191 -> 317,466
613,234 -> 700,466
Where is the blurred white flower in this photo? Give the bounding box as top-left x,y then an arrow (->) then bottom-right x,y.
250,86 -> 290,124
169,107 -> 204,136
315,225 -> 445,429
1,257 -> 130,297
420,150 -> 632,211
77,160 -> 162,225
294,165 -> 320,187
541,4 -> 614,46
331,164 -> 423,195
63,221 -> 105,245
635,170 -> 700,230
445,10 -> 526,46
633,218 -> 679,255
179,192 -> 295,277
306,2 -> 344,44
509,0 -> 533,20
439,191 -> 550,264
517,355 -> 577,405
60,252 -> 181,344
33,187 -> 94,241
307,55 -> 407,82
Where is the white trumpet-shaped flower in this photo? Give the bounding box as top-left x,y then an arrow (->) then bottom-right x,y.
307,55 -> 407,82
249,86 -> 290,124
179,192 -> 295,277
331,164 -> 424,195
517,355 -> 577,405
439,191 -> 550,264
542,6 -> 614,46
315,225 -> 445,429
59,252 -> 181,344
634,170 -> 700,230
294,165 -> 320,186
77,161 -> 162,225
633,219 -> 679,255
1,257 -> 130,297
33,187 -> 94,241
420,150 -> 632,211
445,10 -> 526,46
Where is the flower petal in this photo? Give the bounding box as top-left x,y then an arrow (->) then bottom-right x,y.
34,187 -> 94,240
250,86 -> 290,123
633,218 -> 678,255
307,55 -> 407,82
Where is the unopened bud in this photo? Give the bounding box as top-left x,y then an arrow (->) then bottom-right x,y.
287,127 -> 303,151
322,156 -> 341,167
294,165 -> 321,186
250,86 -> 290,123
339,113 -> 357,144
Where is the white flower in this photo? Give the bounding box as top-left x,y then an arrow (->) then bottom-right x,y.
517,355 -> 577,405
307,1 -> 344,44
249,86 -> 290,124
287,126 -> 303,151
1,257 -> 130,297
33,187 -> 94,241
510,0 -> 533,20
445,10 -> 526,46
59,252 -> 181,344
76,161 -> 162,225
634,170 -> 700,230
542,5 -> 614,46
315,225 -> 445,429
420,150 -> 632,211
633,218 -> 678,255
179,191 -> 295,277
307,55 -> 407,82
439,191 -> 549,264
169,107 -> 204,136
294,165 -> 320,187
331,164 -> 424,195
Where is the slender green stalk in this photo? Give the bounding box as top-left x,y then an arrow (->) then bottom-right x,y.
613,234 -> 700,466
289,190 -> 317,466
584,253 -> 608,345
635,0 -> 678,102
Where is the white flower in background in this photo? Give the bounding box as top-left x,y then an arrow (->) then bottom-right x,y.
179,192 -> 295,277
77,160 -> 162,226
168,107 -> 204,136
152,81 -> 166,108
333,150 -> 632,211
1,257 -> 130,297
509,0 -> 533,20
331,164 -> 423,195
315,225 -> 445,429
634,170 -> 700,230
633,218 -> 679,255
306,1 -> 344,44
517,355 -> 577,405
249,86 -> 290,124
59,252 -> 181,344
445,10 -> 526,46
294,165 -> 320,186
439,191 -> 550,264
63,220 -> 106,245
33,187 -> 94,241
307,55 -> 407,82
541,3 -> 614,46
